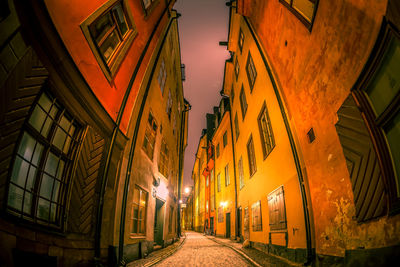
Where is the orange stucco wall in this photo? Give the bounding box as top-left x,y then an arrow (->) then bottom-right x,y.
239,0 -> 400,257
44,0 -> 172,133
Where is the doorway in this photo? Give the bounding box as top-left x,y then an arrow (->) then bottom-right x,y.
237,207 -> 242,240
154,198 -> 165,246
226,212 -> 231,238
210,217 -> 214,235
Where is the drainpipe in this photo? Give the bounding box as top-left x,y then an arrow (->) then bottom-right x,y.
116,11 -> 182,266
94,4 -> 173,266
242,16 -> 314,265
221,96 -> 239,239
177,103 -> 191,237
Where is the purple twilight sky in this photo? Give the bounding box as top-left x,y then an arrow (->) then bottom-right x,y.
174,0 -> 230,189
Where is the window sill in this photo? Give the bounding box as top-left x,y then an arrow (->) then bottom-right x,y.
130,234 -> 146,239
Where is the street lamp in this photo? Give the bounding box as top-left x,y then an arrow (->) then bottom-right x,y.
184,187 -> 190,194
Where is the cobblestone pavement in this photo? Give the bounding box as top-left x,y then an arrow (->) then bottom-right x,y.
153,231 -> 253,267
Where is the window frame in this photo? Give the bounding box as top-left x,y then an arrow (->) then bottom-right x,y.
351,20 -> 400,215
240,85 -> 248,120
234,113 -> 240,141
6,91 -> 82,229
238,156 -> 245,190
142,111 -> 157,160
80,0 -> 137,81
267,186 -> 287,231
238,28 -> 244,53
223,131 -> 228,147
216,143 -> 220,158
225,164 -> 230,187
258,102 -> 275,159
247,134 -> 257,177
158,139 -> 169,178
246,52 -> 257,92
279,0 -> 320,31
217,173 -> 221,192
131,185 -> 148,236
234,56 -> 240,81
251,200 -> 262,232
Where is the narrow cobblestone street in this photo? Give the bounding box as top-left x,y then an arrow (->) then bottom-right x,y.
154,232 -> 252,267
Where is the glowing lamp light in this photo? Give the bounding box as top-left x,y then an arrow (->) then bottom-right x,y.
220,201 -> 228,208
179,199 -> 183,204
184,187 -> 190,194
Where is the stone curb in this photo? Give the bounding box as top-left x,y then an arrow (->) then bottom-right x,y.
137,233 -> 187,267
206,236 -> 262,267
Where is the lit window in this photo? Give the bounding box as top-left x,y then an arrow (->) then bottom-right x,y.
240,85 -> 248,119
246,52 -> 257,91
158,139 -> 169,177
81,0 -> 136,80
223,131 -> 228,147
247,135 -> 257,176
142,112 -> 157,160
225,164 -> 230,186
258,102 -> 275,159
7,93 -> 81,227
268,186 -> 287,230
280,0 -> 319,30
238,157 -> 244,189
158,59 -> 167,95
132,186 -> 148,235
238,28 -> 244,52
251,200 -> 262,231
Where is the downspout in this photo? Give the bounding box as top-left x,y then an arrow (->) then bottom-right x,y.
117,11 -> 182,266
243,16 -> 314,265
177,103 -> 191,237
94,4 -> 172,266
226,100 -> 239,239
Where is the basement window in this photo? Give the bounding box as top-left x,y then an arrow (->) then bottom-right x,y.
81,0 -> 137,81
279,0 -> 319,31
267,186 -> 287,230
7,92 -> 81,228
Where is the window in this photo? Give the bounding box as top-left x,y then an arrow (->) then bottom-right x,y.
218,206 -> 224,222
168,205 -> 174,233
268,186 -> 287,230
206,176 -> 209,187
81,0 -> 136,81
238,157 -> 244,189
240,85 -> 248,119
234,56 -> 240,80
251,200 -> 262,231
243,207 -> 249,233
216,143 -> 220,158
166,89 -> 173,120
132,186 -> 148,235
246,52 -> 257,91
279,0 -> 319,30
238,28 -> 244,52
225,164 -> 230,187
158,139 -> 169,177
247,135 -> 257,176
258,102 -> 275,159
217,173 -> 221,192
206,202 -> 209,213
142,112 -> 157,160
336,23 -> 400,217
234,113 -> 240,141
158,59 -> 167,95
141,0 -> 158,15
223,131 -> 228,147
211,194 -> 215,211
7,92 -> 81,227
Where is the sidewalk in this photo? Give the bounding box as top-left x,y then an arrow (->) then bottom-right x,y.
127,234 -> 187,267
206,235 -> 303,267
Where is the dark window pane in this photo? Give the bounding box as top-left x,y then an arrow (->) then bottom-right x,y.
37,198 -> 50,220
99,29 -> 121,62
366,37 -> 400,116
45,152 -> 59,176
18,132 -> 36,161
53,127 -> 67,151
52,180 -> 60,202
50,203 -> 57,222
23,192 -> 32,214
32,143 -> 44,166
8,185 -> 24,211
29,106 -> 46,133
385,111 -> 400,192
40,174 -> 54,199
90,12 -> 114,43
11,157 -> 29,187
38,94 -> 52,112
113,3 -> 128,36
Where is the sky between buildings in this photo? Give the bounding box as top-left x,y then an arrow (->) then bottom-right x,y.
174,0 -> 230,189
